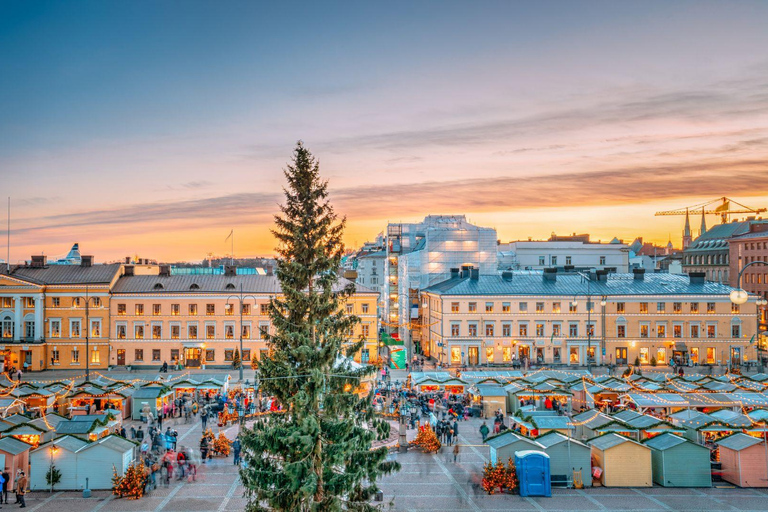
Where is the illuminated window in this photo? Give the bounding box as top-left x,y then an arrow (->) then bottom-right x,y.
90,319 -> 101,337
73,298 -> 81,308
708,347 -> 719,364
502,347 -> 511,362
206,325 -> 215,339
617,325 -> 626,338
225,304 -> 234,316
732,303 -> 740,314
205,349 -> 215,361
673,302 -> 682,314
552,302 -> 561,313
152,325 -> 161,339
51,347 -> 59,364
468,324 -> 477,336
153,304 -> 161,316
673,324 -> 682,338
50,320 -> 61,338
486,347 -> 494,363
259,323 -> 269,339
206,304 -> 215,316
535,302 -> 544,313
134,325 -> 144,339
707,324 -> 716,338
502,323 -> 511,337
569,348 -> 579,364
485,302 -> 494,313
152,349 -> 161,362
71,348 -> 80,363
361,303 -> 369,313
135,304 -> 144,315
189,304 -> 198,316
690,324 -> 699,338
24,297 -> 34,308
242,304 -> 251,315
116,324 -> 125,339
450,347 -> 461,364
135,349 -> 144,361
639,347 -> 649,364
51,297 -> 60,308
569,302 -> 577,313
91,348 -> 100,364
225,325 -> 235,339
536,323 -> 545,336
656,348 -> 666,364
468,302 -> 477,313
71,320 -> 81,338
616,302 -> 625,313
451,323 -> 460,336
639,302 -> 648,314
690,347 -> 699,364
640,324 -> 649,338
707,302 -> 716,314
242,325 -> 251,339
260,304 -> 269,315
587,323 -> 595,336
171,325 -> 180,339
242,349 -> 251,361
188,324 -> 197,339
502,303 -> 510,313
485,324 -> 494,336
346,304 -> 354,314
171,304 -> 180,316
361,325 -> 369,337
519,323 -> 528,336
690,302 -> 699,313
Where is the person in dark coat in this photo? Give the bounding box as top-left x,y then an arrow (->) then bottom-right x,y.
1,467 -> 9,504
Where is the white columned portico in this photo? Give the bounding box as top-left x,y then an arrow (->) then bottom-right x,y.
13,295 -> 22,342
34,293 -> 44,341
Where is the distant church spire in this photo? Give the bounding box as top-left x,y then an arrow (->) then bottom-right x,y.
682,208 -> 692,249
699,208 -> 707,237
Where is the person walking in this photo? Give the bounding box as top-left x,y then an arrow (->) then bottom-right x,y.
16,472 -> 26,508
201,409 -> 208,430
479,421 -> 489,442
200,436 -> 209,464
232,436 -> 242,465
453,443 -> 460,463
1,468 -> 8,504
13,470 -> 20,504
453,420 -> 459,441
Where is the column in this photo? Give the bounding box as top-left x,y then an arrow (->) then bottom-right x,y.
13,295 -> 21,342
34,293 -> 44,341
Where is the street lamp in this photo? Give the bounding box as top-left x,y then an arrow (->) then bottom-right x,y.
226,284 -> 257,382
730,261 -> 768,373
49,445 -> 59,493
573,272 -> 595,373
75,284 -> 100,382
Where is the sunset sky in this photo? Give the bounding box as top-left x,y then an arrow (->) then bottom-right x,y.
2,1 -> 768,263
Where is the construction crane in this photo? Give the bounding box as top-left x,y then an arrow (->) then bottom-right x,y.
655,197 -> 766,224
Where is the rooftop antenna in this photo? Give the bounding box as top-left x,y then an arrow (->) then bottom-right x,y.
225,229 -> 234,266
6,197 -> 9,273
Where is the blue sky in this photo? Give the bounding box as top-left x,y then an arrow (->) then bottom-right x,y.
1,1 -> 767,261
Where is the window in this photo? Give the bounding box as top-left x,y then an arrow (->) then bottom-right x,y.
468,302 -> 477,313
188,324 -> 197,339
23,297 -> 34,308
565,256 -> 572,265
361,324 -> 369,337
569,323 -> 578,337
690,302 -> 699,313
640,324 -> 649,338
690,324 -> 700,338
135,304 -> 144,315
225,304 -> 234,316
135,325 -> 144,339
553,347 -> 561,363
732,324 -> 741,337
535,302 -> 544,313
451,302 -> 459,313
690,347 -> 699,364
205,349 -> 215,362
71,320 -> 81,337
502,302 -> 510,313
361,303 -> 369,313
206,304 -> 215,316
152,349 -> 161,362
656,347 -> 666,364
485,324 -> 494,336
225,324 -> 235,339
552,302 -> 561,313
519,302 -> 528,312
1,298 -> 9,308
152,304 -> 161,316
616,302 -> 625,313
451,323 -> 460,336
260,304 -> 269,315
673,324 -> 682,338
259,323 -> 269,339
551,256 -> 557,265
502,323 -> 511,337
657,302 -> 666,313
171,325 -> 180,339
116,324 -> 125,339
706,347 -> 716,364
346,304 -> 354,314
569,302 -> 577,313
152,325 -> 161,339
242,325 -> 251,338
73,297 -> 81,308
587,323 -> 595,336
171,304 -> 180,316
242,349 -> 251,361
731,303 -> 740,314
673,302 -> 682,314
657,323 -> 666,338
639,302 -> 648,314
52,297 -> 60,308
206,325 -> 215,339
569,347 -> 579,364
241,303 -> 251,315
1,318 -> 12,338
135,349 -> 144,361
170,349 -> 179,362
50,320 -> 61,338
707,302 -> 716,314
24,320 -> 34,339
91,348 -> 100,364
639,347 -> 649,364
552,323 -> 561,337
617,325 -> 626,338
519,323 -> 528,336
468,323 -> 477,336
502,347 -> 512,362
71,348 -> 80,363
486,347 -> 494,363
707,324 -> 717,338
485,302 -> 494,313
117,304 -> 126,316
51,347 -> 59,364
536,323 -> 545,336
90,319 -> 101,337
538,256 -> 545,266
451,347 -> 461,364
189,304 -> 198,316
599,256 -> 606,265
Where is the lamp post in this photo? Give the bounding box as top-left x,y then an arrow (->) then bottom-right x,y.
75,284 -> 99,382
729,261 -> 768,373
49,445 -> 58,493
572,272 -> 595,374
226,284 -> 257,383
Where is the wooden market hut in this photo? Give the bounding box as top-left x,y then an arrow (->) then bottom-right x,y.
66,384 -> 133,420
505,381 -> 571,415
571,410 -> 616,441
55,414 -> 117,441
589,433 -> 652,487
0,436 -> 32,477
196,379 -> 226,399
469,384 -> 507,418
172,379 -> 201,399
1,422 -> 47,448
15,387 -> 55,414
486,431 -> 540,464
0,398 -> 24,418
645,433 -> 712,487
511,411 -> 574,438
130,386 -> 174,420
534,431 -> 592,487
716,433 -> 768,487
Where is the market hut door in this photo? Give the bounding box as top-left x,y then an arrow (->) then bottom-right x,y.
117,349 -> 125,366
185,348 -> 202,368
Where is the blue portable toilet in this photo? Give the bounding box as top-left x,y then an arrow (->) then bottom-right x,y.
515,450 -> 551,497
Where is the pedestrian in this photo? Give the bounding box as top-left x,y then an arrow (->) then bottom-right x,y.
200,437 -> 209,464
201,409 -> 208,430
13,470 -> 21,504
453,420 -> 459,440
480,422 -> 490,442
1,467 -> 8,504
119,426 -> 126,438
453,443 -> 460,463
136,426 -> 144,442
446,427 -> 453,446
16,471 -> 26,508
232,436 -> 242,465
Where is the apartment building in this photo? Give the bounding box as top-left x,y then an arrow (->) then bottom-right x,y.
499,234 -> 629,272
420,267 -> 756,368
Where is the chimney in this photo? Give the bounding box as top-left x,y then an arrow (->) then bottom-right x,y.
632,268 -> 645,280
563,265 -> 575,272
460,265 -> 472,278
266,266 -> 273,276
689,272 -> 706,284
595,269 -> 609,282
80,255 -> 93,267
470,268 -> 479,280
124,265 -> 135,277
501,271 -> 514,281
30,255 -> 47,268
450,268 -> 460,279
224,265 -> 237,277
543,267 -> 557,282
124,256 -> 131,264
159,265 -> 171,276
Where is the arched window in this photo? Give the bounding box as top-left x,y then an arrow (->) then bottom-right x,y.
226,283 -> 236,290
153,283 -> 164,290
190,283 -> 200,290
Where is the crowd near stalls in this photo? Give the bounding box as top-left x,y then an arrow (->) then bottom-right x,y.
463,366 -> 768,488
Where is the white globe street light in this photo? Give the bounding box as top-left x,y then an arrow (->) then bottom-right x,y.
730,289 -> 749,305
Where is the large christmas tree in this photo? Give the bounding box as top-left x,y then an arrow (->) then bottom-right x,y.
239,142 -> 399,511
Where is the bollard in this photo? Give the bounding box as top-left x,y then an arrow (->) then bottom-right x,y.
83,477 -> 91,498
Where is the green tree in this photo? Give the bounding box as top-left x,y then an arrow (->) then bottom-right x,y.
46,464 -> 62,491
239,142 -> 399,511
233,348 -> 241,369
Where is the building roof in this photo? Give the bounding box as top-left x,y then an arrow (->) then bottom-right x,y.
716,432 -> 764,451
589,433 -> 645,451
132,387 -> 171,399
535,431 -> 588,449
685,221 -> 753,253
422,272 -> 737,297
91,434 -> 137,452
0,436 -> 32,455
56,418 -> 103,434
11,263 -> 121,285
486,431 -> 537,450
644,433 -> 690,451
111,274 -> 375,294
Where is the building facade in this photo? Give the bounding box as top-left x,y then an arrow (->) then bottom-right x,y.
420,268 -> 756,368
499,234 -> 629,272
729,226 -> 768,299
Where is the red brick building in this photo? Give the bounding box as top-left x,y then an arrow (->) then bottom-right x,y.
729,224 -> 768,299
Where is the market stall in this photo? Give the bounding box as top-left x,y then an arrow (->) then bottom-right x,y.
645,433 -> 712,487
589,433 -> 652,487
717,433 -> 768,487
130,386 -> 174,421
